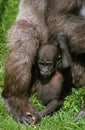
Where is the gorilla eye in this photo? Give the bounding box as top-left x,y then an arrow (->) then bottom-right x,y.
38,61 -> 44,65
46,62 -> 52,66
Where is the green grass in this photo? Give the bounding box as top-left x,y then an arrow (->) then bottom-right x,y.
0,0 -> 85,130
0,88 -> 85,130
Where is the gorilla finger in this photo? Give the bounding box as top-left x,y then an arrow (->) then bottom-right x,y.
22,117 -> 32,125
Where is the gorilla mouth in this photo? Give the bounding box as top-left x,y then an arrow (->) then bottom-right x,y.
40,71 -> 52,78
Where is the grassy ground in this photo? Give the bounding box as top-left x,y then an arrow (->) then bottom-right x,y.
0,0 -> 85,130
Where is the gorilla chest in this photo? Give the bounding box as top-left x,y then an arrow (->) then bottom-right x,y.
36,82 -> 61,105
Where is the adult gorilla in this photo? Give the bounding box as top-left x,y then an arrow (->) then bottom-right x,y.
2,0 -> 85,124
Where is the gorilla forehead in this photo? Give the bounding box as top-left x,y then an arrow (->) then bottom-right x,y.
38,44 -> 59,61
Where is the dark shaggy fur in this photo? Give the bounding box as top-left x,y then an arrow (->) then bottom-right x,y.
2,0 -> 85,124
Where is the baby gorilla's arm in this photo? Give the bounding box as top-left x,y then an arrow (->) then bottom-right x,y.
38,99 -> 63,117
33,99 -> 63,124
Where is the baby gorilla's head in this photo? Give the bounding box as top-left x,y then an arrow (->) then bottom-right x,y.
37,41 -> 61,78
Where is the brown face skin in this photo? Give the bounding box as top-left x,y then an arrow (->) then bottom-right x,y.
2,0 -> 85,125
38,44 -> 59,78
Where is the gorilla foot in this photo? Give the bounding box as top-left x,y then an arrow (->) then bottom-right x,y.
3,97 -> 38,125
15,115 -> 33,125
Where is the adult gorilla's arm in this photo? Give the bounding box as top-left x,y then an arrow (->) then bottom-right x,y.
2,0 -> 48,124
47,0 -> 85,54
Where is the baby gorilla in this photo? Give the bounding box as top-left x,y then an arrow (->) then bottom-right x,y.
32,34 -> 72,124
